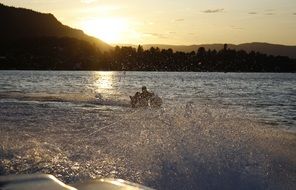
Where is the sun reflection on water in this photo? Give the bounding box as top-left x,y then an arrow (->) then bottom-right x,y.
93,71 -> 115,90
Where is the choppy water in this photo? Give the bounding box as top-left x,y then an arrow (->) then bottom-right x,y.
0,71 -> 295,130
0,71 -> 295,190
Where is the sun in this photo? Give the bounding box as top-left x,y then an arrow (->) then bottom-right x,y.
80,18 -> 128,44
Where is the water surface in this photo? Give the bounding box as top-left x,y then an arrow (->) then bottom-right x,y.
0,71 -> 295,190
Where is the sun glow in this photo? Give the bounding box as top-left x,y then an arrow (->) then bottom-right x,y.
81,18 -> 128,44
93,71 -> 115,90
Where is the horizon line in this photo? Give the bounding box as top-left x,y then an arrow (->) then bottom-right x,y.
110,42 -> 296,47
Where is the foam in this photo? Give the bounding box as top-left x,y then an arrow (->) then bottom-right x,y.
0,102 -> 295,190
0,92 -> 130,108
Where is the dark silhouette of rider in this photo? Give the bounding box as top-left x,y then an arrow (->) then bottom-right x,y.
139,86 -> 153,106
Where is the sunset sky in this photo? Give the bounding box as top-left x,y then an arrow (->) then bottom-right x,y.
1,0 -> 296,45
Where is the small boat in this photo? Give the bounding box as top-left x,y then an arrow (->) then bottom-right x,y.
0,174 -> 154,190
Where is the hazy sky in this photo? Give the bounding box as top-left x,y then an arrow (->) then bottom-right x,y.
1,0 -> 296,45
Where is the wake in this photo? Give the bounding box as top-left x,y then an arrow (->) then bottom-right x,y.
0,92 -> 130,107
0,102 -> 295,190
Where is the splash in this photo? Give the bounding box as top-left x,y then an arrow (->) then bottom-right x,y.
0,102 -> 295,190
0,92 -> 129,108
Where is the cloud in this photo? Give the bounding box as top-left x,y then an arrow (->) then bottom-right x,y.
80,0 -> 97,4
144,33 -> 168,39
230,25 -> 244,30
202,9 -> 224,13
174,18 -> 185,22
264,9 -> 276,15
248,12 -> 257,15
265,12 -> 275,15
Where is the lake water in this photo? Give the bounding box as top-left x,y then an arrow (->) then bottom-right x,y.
0,71 -> 295,130
0,71 -> 295,190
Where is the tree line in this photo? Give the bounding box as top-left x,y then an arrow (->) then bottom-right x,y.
0,37 -> 295,72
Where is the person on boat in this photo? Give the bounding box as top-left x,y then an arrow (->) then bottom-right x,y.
130,86 -> 162,108
139,86 -> 153,107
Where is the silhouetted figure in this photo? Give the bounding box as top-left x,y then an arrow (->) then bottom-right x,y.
130,86 -> 162,108
130,92 -> 141,108
139,86 -> 153,107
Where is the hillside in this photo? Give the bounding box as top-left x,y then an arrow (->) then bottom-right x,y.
138,43 -> 296,59
0,3 -> 295,71
0,3 -> 111,52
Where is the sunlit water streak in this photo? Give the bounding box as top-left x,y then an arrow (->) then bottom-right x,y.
0,71 -> 295,190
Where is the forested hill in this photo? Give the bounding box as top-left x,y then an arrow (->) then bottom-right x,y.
139,43 -> 296,59
0,3 -> 111,52
0,3 -> 295,72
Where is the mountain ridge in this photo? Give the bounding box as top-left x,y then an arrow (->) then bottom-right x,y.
1,3 -> 295,58
116,42 -> 296,59
0,3 -> 111,52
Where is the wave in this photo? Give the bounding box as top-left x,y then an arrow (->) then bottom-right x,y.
0,92 -> 130,107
